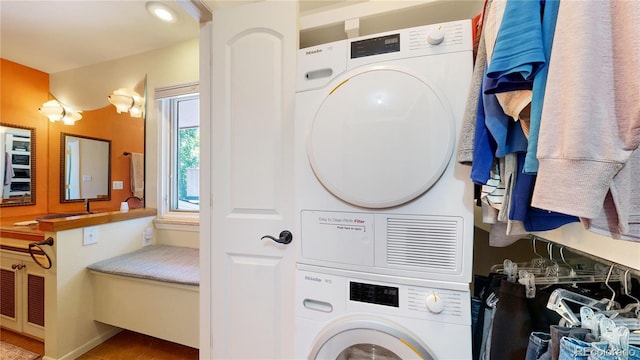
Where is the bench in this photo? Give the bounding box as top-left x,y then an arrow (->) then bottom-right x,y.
87,245 -> 199,348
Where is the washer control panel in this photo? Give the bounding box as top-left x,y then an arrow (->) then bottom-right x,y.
407,287 -> 465,319
350,281 -> 399,307
297,268 -> 470,326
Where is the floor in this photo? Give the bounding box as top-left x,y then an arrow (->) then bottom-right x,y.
0,328 -> 43,355
0,328 -> 198,359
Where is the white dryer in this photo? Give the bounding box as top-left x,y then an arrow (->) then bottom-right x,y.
296,265 -> 472,359
295,20 -> 475,283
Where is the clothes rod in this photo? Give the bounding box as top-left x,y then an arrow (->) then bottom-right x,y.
530,234 -> 640,278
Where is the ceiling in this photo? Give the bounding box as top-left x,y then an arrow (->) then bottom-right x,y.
0,1 -> 201,74
1,1 -> 482,75
0,0 -> 351,74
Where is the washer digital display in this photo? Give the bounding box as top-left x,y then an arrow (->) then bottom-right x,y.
350,281 -> 399,307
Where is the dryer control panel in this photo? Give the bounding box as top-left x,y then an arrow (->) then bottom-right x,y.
296,19 -> 472,92
350,33 -> 400,58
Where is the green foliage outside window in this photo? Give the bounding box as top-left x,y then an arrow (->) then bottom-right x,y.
178,127 -> 199,200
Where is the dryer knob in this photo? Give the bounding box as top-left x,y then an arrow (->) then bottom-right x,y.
425,292 -> 445,314
427,28 -> 445,45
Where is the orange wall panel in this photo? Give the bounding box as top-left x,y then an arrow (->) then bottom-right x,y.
47,106 -> 144,213
1,58 -> 144,217
1,59 -> 49,216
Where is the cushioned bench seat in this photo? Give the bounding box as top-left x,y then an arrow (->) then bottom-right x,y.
87,245 -> 199,348
87,245 -> 199,286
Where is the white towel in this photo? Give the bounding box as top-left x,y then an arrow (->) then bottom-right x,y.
4,151 -> 14,186
130,153 -> 144,198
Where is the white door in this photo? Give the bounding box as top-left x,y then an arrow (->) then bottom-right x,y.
203,1 -> 298,359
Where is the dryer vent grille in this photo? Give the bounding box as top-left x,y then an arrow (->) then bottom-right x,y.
386,217 -> 460,272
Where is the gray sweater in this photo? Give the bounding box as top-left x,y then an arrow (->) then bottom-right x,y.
531,0 -> 640,240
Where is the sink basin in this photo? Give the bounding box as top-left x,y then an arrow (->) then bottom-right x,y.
35,212 -> 97,221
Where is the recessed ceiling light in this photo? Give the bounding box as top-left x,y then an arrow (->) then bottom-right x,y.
146,1 -> 177,23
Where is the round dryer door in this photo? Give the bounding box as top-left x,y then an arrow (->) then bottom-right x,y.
309,317 -> 435,360
308,67 -> 455,209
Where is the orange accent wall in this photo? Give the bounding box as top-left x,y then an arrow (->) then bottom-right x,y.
47,106 -> 144,213
1,58 -> 144,217
1,59 -> 50,217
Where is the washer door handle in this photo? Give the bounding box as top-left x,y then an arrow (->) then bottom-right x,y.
261,230 -> 293,245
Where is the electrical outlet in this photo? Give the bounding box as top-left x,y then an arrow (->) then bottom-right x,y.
83,226 -> 99,246
113,181 -> 123,190
142,227 -> 153,246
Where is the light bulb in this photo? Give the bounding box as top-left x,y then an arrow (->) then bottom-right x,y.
146,2 -> 177,23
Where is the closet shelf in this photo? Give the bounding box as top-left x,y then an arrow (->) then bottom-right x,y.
530,234 -> 640,278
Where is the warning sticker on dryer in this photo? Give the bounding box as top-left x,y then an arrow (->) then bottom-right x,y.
318,215 -> 367,232
300,211 -> 375,266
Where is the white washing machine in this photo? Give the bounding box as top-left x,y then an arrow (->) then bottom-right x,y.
295,20 -> 475,283
296,264 -> 472,359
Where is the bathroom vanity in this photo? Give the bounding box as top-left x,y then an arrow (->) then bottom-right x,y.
0,208 -> 157,359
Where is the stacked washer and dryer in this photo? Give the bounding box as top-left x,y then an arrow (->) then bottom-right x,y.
295,19 -> 475,359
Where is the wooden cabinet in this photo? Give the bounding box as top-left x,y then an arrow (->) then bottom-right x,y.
0,250 -> 45,339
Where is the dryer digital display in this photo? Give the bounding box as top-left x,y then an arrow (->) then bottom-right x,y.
350,281 -> 399,307
350,34 -> 400,59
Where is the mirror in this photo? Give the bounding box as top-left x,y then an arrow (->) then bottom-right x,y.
1,123 -> 36,207
60,133 -> 111,202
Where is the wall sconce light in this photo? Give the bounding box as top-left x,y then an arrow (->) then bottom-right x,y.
38,100 -> 82,125
108,88 -> 145,118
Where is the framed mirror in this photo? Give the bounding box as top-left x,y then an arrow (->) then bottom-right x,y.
60,133 -> 111,203
1,123 -> 36,207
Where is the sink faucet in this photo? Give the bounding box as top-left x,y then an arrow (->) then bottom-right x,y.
84,198 -> 91,213
124,196 -> 143,209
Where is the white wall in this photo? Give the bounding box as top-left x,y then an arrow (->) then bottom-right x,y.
42,216 -> 156,360
48,38 -> 200,245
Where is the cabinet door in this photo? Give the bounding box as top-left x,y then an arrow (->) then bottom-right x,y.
23,264 -> 44,339
0,256 -> 21,332
0,251 -> 45,339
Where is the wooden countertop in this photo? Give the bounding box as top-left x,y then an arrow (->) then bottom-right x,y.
1,215 -> 45,241
1,208 -> 157,240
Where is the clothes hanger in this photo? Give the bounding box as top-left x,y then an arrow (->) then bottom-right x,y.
496,240 -> 599,279
599,317 -> 631,356
489,236 -> 549,274
604,264 -> 619,311
619,270 -> 640,317
577,269 -> 640,345
517,260 -> 626,299
546,288 -> 613,326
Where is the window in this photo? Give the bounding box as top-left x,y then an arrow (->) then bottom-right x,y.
156,83 -> 200,222
171,94 -> 200,211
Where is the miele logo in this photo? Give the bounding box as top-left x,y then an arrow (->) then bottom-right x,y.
304,275 -> 322,282
305,49 -> 322,55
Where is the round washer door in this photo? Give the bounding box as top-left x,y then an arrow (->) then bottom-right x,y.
308,66 -> 455,209
309,317 -> 435,360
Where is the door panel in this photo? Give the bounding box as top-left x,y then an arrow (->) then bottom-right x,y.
206,1 -> 297,358
227,254 -> 283,357
228,31 -> 286,213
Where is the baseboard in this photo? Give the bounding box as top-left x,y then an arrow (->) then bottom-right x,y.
42,327 -> 121,360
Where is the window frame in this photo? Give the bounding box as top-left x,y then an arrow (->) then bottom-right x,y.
154,83 -> 200,231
